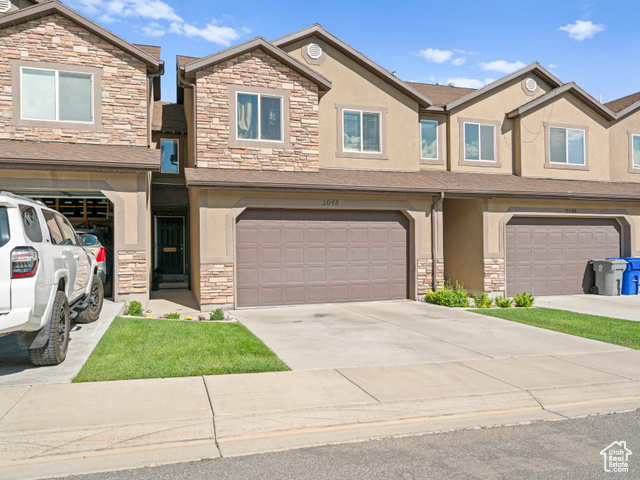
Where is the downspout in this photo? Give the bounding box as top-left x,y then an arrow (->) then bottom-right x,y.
430,192 -> 445,291
178,69 -> 197,169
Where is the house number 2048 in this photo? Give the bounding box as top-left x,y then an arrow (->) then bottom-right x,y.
322,200 -> 339,206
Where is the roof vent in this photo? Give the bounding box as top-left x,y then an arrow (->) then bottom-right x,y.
0,0 -> 10,14
435,82 -> 442,86
448,83 -> 455,87
525,77 -> 537,92
307,43 -> 323,60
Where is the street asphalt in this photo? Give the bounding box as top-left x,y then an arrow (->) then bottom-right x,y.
56,409 -> 639,480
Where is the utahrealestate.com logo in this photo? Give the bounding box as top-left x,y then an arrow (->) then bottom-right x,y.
601,441 -> 632,473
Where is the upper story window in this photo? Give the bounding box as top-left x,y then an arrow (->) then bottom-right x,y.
631,134 -> 640,170
336,104 -> 388,160
160,139 -> 179,174
237,92 -> 282,142
11,60 -> 103,131
421,120 -> 438,160
464,122 -> 496,162
343,109 -> 381,153
549,127 -> 585,166
21,67 -> 93,123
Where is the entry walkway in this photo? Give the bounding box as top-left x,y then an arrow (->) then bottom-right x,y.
536,294 -> 640,322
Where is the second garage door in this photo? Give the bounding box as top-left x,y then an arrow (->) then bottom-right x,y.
236,209 -> 409,307
505,217 -> 621,296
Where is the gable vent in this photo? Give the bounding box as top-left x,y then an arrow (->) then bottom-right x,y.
525,77 -> 538,92
0,0 -> 10,14
307,43 -> 323,60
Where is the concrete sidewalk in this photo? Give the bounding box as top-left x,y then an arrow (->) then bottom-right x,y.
536,294 -> 640,321
2,349 -> 640,480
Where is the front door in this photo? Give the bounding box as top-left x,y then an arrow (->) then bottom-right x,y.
156,216 -> 185,275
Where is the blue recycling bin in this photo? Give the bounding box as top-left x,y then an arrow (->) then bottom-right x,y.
608,258 -> 640,295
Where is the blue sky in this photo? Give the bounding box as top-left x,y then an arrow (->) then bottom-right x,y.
65,0 -> 637,104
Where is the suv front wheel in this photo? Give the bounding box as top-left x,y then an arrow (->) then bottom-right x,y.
28,291 -> 70,366
75,276 -> 104,324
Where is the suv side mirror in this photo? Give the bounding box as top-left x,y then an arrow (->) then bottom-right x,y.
81,234 -> 99,247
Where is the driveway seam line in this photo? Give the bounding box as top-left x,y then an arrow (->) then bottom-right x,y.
0,385 -> 31,424
525,389 -> 569,419
456,362 -> 523,391
334,369 -> 381,403
201,377 -> 223,458
549,355 -> 635,381
335,304 -> 494,360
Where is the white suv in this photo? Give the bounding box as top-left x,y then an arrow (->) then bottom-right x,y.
0,192 -> 104,365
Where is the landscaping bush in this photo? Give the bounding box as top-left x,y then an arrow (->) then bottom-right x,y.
210,308 -> 225,321
514,291 -> 535,307
495,296 -> 513,308
425,282 -> 470,308
473,292 -> 493,308
124,301 -> 143,317
164,312 -> 180,319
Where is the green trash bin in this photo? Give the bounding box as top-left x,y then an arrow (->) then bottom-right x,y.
592,259 -> 627,296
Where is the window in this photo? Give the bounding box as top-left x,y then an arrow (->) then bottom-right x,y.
464,122 -> 495,161
19,205 -> 43,243
21,67 -> 93,123
421,120 -> 438,160
43,211 -> 63,245
0,207 -> 10,249
343,109 -> 381,153
53,213 -> 77,246
236,92 -> 282,142
632,134 -> 640,169
549,127 -> 585,165
160,139 -> 179,174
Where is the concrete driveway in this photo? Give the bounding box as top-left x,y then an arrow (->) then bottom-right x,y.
536,294 -> 640,322
231,301 -> 627,370
0,300 -> 122,386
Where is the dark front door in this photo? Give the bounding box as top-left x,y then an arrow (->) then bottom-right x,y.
156,216 -> 185,275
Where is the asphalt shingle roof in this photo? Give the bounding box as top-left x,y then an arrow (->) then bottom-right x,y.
152,102 -> 187,133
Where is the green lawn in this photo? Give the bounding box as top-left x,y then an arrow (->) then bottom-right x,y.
73,317 -> 290,382
469,307 -> 640,350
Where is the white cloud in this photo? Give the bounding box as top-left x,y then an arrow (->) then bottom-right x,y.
445,77 -> 495,89
69,0 -> 182,22
418,48 -> 453,63
451,57 -> 466,66
479,60 -> 526,74
548,63 -> 559,69
170,20 -> 241,46
453,49 -> 466,54
559,20 -> 604,40
141,22 -> 165,37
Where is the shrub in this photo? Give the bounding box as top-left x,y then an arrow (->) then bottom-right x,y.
164,312 -> 180,319
514,291 -> 535,308
473,292 -> 493,308
209,308 -> 225,321
124,301 -> 143,317
425,282 -> 470,308
495,296 -> 513,308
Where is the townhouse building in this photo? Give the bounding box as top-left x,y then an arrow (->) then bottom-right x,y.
3,1 -> 640,308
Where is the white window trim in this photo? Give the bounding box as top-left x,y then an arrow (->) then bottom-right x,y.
342,109 -> 382,154
548,127 -> 586,166
463,121 -> 496,162
20,66 -> 94,124
420,119 -> 438,160
235,91 -> 284,143
160,138 -> 180,174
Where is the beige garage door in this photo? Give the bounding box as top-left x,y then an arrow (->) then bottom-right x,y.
506,217 -> 621,296
236,209 -> 409,307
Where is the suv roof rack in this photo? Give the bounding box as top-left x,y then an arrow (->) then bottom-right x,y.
0,191 -> 45,207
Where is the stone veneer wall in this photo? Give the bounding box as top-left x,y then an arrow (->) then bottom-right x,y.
200,264 -> 234,306
417,258 -> 445,297
483,258 -> 506,292
117,251 -> 148,295
0,14 -> 148,145
195,49 -> 320,172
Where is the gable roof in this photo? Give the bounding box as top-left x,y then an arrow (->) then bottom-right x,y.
408,82 -> 475,107
605,91 -> 640,119
445,62 -> 563,110
182,37 -> 332,92
272,24 -> 433,107
177,55 -> 199,68
0,0 -> 161,71
507,81 -> 616,121
134,44 -> 161,60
